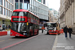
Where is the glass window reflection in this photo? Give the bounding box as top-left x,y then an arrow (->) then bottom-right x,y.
0,7 -> 2,14
24,3 -> 27,9
0,0 -> 2,5
20,3 -> 23,9
28,4 -> 30,10
15,3 -> 18,9
6,1 -> 7,8
6,9 -> 7,16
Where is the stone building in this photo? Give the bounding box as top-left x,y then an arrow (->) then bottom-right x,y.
48,10 -> 54,22
48,9 -> 58,22
59,0 -> 74,28
59,0 -> 66,28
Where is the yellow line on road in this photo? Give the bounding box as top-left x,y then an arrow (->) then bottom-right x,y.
8,39 -> 12,40
0,40 -> 5,42
8,38 -> 14,40
52,35 -> 58,50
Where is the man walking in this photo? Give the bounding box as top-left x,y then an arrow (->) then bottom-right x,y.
63,26 -> 68,38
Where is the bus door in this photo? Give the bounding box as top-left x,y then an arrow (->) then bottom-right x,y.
32,24 -> 35,35
29,23 -> 34,36
34,24 -> 39,35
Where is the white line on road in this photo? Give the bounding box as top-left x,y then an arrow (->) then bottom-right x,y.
52,35 -> 58,50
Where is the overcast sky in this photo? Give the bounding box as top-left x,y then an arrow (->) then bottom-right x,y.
46,0 -> 60,11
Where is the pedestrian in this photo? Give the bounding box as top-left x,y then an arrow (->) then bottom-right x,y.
68,26 -> 72,38
41,26 -> 45,33
8,25 -> 10,29
63,26 -> 68,38
6,25 -> 7,29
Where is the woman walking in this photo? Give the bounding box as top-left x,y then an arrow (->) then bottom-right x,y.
68,26 -> 72,38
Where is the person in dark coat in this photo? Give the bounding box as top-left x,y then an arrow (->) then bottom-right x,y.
63,26 -> 68,38
8,25 -> 10,29
68,26 -> 72,38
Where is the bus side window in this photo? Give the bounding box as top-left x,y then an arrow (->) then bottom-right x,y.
30,26 -> 33,29
44,23 -> 47,27
24,12 -> 28,16
29,23 -> 33,26
28,13 -> 30,17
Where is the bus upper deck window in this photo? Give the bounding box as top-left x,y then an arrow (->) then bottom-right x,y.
24,12 -> 28,16
12,12 -> 19,16
19,12 -> 24,16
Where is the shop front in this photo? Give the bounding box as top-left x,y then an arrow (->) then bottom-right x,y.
0,18 -> 11,30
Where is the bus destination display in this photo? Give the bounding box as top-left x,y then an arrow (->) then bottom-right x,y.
13,18 -> 25,21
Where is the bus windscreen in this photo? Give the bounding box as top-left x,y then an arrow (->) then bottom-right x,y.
12,12 -> 27,16
46,23 -> 57,27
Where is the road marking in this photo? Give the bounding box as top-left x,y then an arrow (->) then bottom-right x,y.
0,40 -> 5,42
0,35 -> 10,38
8,38 -> 14,40
0,48 -> 2,50
1,36 -> 37,50
52,35 -> 58,50
8,39 -> 13,40
8,38 -> 16,40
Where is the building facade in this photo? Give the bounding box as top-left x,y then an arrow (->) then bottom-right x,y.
37,0 -> 46,4
48,10 -> 54,22
59,0 -> 66,28
0,0 -> 15,30
50,8 -> 58,17
15,0 -> 49,23
59,0 -> 75,28
49,9 -> 58,22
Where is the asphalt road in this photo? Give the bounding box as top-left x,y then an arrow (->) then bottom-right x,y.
0,30 -> 56,50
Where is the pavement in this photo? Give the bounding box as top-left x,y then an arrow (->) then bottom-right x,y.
53,33 -> 75,50
0,30 -> 10,36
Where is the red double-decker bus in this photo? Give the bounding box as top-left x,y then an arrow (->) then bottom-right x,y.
10,9 -> 39,37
